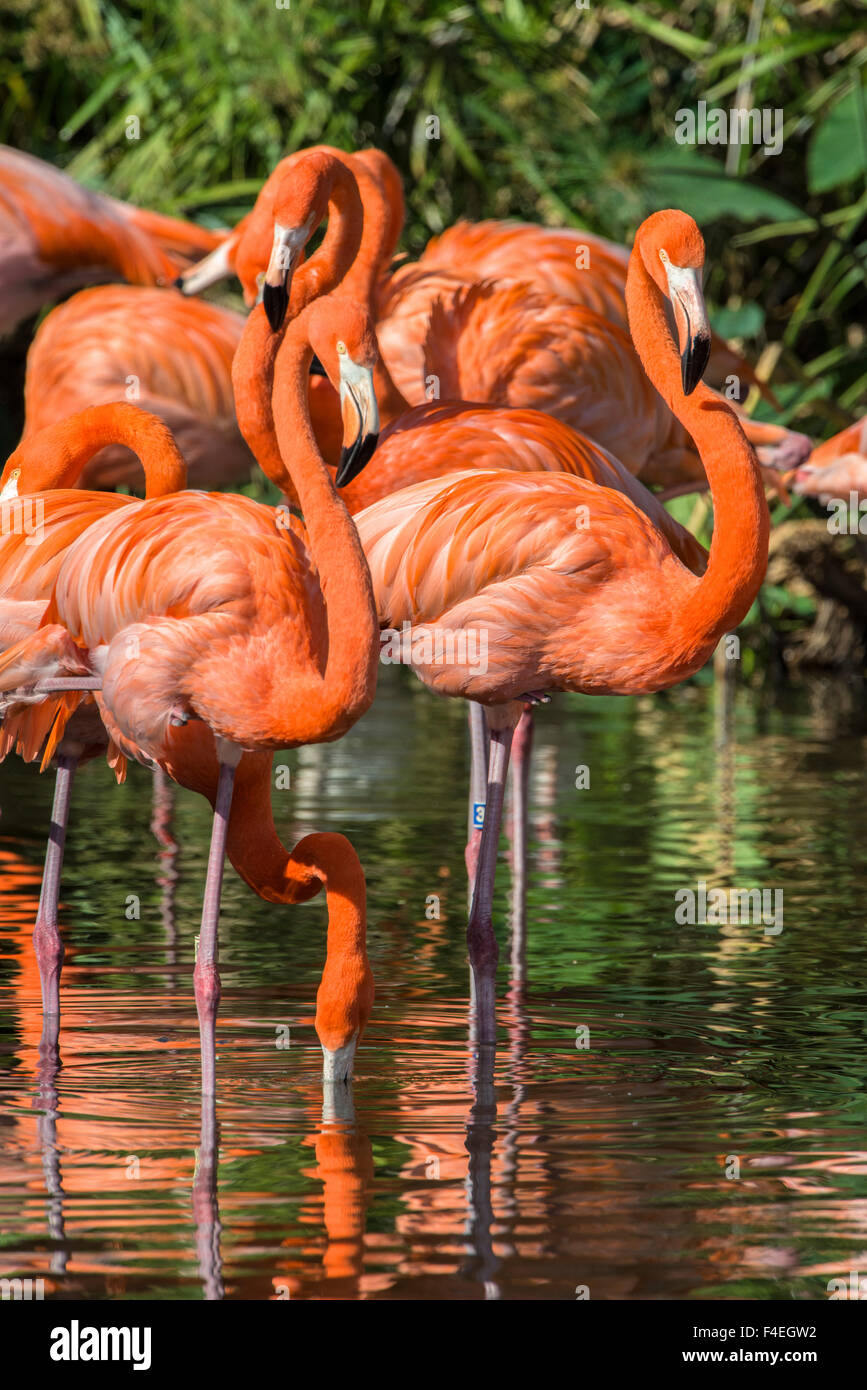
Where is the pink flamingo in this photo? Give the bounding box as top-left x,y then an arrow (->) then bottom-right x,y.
353,211 -> 770,1039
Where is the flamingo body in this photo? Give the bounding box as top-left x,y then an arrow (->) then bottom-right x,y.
22,286 -> 252,489
0,145 -> 222,336
358,469 -> 714,702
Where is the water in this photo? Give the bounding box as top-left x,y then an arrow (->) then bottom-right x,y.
2,665 -> 867,1301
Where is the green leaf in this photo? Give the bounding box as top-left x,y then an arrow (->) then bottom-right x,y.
641,153 -> 802,224
711,302 -> 765,339
807,81 -> 867,194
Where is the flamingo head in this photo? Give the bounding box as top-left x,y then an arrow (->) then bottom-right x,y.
638,210 -> 711,396
307,296 -> 381,486
0,465 -> 21,502
316,959 -> 374,1084
262,207 -> 318,332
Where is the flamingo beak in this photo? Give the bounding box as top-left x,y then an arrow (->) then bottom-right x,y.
174,237 -> 236,295
335,360 -> 380,487
665,264 -> 711,396
321,1034 -> 358,1083
263,219 -> 312,332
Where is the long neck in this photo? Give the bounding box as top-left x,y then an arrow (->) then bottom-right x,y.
233,306 -> 379,714
167,738 -> 368,970
331,162 -> 409,424
290,163 -> 365,314
625,251 -> 768,651
272,311 -> 379,707
226,756 -> 366,949
5,403 -> 187,497
232,313 -> 288,490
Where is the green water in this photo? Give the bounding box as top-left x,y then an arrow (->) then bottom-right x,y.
1,666 -> 866,1300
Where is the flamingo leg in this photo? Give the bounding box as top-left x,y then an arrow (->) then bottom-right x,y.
34,753 -> 77,1020
465,702 -> 489,893
195,754 -> 237,1097
509,707 -> 534,988
467,722 -> 514,1044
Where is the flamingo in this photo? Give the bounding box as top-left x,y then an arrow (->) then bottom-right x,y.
351,210 -> 770,1040
41,148 -> 800,501
413,216 -> 775,393
792,417 -> 867,503
13,149 -> 368,493
175,145 -> 401,305
0,145 -> 224,338
19,287 -> 250,491
0,292 -> 381,1083
198,145 -> 808,484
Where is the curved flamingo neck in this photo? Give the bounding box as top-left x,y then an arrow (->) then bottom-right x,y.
226,757 -> 365,936
232,313 -> 288,491
4,404 -> 187,497
625,247 -> 768,649
331,164 -> 408,423
271,307 -> 379,711
233,303 -> 378,721
288,160 -> 365,314
297,156 -> 408,425
224,755 -> 371,1047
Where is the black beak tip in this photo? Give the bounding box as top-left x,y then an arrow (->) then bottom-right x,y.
335,431 -> 379,488
262,282 -> 288,333
681,333 -> 711,396
173,274 -> 188,293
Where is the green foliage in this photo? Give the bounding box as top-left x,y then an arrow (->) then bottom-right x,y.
1,0 -> 864,426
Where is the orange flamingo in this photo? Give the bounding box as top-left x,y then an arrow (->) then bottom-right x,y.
19,288 -> 250,491
792,417 -> 867,503
0,405 -> 187,1030
353,210 -> 770,1039
0,292 -> 381,1083
175,145 -> 401,306
14,149 -> 368,492
0,404 -> 187,659
181,145 -> 808,481
0,144 -> 224,337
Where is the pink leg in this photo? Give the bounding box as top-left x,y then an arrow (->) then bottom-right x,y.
195,756 -> 236,1098
34,754 -> 77,1020
467,724 -> 514,1045
465,703 -> 489,890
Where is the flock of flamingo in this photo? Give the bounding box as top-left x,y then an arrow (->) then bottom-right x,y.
0,142 -> 862,1087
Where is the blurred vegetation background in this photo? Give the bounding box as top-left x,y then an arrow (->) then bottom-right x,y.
0,0 -> 865,670
2,0 -> 864,434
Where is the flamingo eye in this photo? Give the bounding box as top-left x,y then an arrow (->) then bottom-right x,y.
336,340 -> 347,355
659,248 -> 669,265
11,469 -> 20,480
